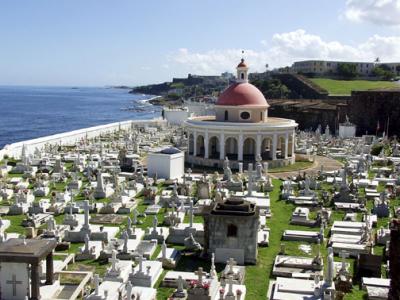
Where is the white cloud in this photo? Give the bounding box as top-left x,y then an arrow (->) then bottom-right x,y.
343,0 -> 400,26
169,29 -> 400,75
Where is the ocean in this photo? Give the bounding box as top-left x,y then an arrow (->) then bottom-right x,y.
0,86 -> 161,148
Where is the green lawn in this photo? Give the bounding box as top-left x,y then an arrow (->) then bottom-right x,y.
310,78 -> 399,96
269,161 -> 313,173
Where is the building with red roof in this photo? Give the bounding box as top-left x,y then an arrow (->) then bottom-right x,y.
185,59 -> 298,168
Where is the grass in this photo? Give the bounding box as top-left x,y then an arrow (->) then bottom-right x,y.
269,161 -> 313,173
244,179 -> 368,300
309,78 -> 399,96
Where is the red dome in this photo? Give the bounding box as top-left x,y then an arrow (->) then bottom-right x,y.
216,82 -> 269,107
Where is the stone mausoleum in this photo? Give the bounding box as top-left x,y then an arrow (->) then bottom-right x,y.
203,197 -> 259,265
185,59 -> 298,168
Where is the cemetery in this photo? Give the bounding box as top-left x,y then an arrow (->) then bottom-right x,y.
0,59 -> 398,300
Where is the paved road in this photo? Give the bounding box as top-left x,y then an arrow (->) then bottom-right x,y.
270,155 -> 343,179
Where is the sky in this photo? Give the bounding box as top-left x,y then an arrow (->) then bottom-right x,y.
1,0 -> 400,86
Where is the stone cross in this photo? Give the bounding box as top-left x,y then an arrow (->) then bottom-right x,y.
133,209 -> 138,224
227,257 -> 236,274
195,267 -> 206,284
6,274 -> 22,296
136,255 -> 145,274
189,200 -> 194,228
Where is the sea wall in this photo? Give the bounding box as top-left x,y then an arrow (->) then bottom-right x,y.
1,118 -> 165,160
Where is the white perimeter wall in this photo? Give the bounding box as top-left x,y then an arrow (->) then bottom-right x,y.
164,109 -> 189,125
1,118 -> 165,160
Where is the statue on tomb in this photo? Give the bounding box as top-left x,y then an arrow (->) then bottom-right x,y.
184,233 -> 202,252
223,157 -> 232,181
255,154 -> 263,178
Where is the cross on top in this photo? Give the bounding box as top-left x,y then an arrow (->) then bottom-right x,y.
195,267 -> 206,284
136,255 -> 146,273
227,257 -> 236,273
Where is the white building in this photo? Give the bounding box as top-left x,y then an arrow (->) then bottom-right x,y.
185,59 -> 298,168
147,147 -> 184,180
163,108 -> 190,125
339,117 -> 356,139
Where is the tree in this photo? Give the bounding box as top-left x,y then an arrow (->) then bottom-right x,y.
337,63 -> 358,79
372,65 -> 395,80
251,78 -> 290,99
396,65 -> 400,75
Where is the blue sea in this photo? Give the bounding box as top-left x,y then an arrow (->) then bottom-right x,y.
0,86 -> 161,148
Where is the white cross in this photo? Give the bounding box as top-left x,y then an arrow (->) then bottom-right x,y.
136,255 -> 145,273
227,257 -> 236,273
195,267 -> 206,284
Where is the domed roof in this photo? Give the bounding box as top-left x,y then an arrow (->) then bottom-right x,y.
216,82 -> 269,107
237,58 -> 248,68
160,147 -> 181,155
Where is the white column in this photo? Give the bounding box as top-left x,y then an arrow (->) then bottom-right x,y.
256,134 -> 261,159
284,132 -> 289,159
238,134 -> 244,161
272,133 -> 277,160
204,131 -> 209,159
193,131 -> 197,157
219,132 -> 225,160
291,131 -> 296,158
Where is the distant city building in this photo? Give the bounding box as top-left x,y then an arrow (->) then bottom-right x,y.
290,60 -> 400,76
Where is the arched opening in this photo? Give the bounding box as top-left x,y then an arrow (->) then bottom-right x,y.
188,134 -> 194,155
261,137 -> 273,160
224,110 -> 229,121
243,137 -> 256,161
209,136 -> 220,159
225,137 -> 238,160
196,135 -> 205,157
227,224 -> 238,238
241,73 -> 244,80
